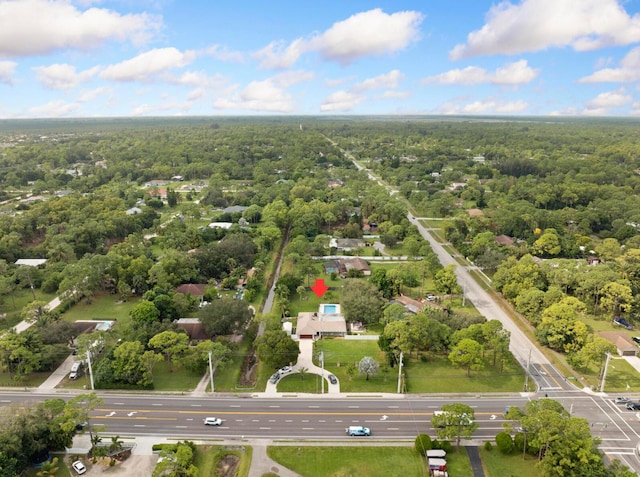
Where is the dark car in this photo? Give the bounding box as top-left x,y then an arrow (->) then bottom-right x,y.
614,317 -> 633,330
626,402 -> 640,410
632,336 -> 640,345
328,374 -> 338,385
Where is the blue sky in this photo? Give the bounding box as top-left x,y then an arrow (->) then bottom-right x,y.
3,0 -> 640,117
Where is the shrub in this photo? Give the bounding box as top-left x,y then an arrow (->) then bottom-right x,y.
415,434 -> 432,454
496,432 -> 514,454
433,440 -> 453,453
484,441 -> 493,451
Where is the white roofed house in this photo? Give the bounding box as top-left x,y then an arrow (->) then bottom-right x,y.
295,304 -> 347,340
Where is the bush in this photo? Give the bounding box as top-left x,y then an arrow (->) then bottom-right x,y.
496,432 -> 514,454
484,441 -> 493,451
415,434 -> 432,454
433,440 -> 452,453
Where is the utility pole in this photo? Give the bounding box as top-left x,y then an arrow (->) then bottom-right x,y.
600,352 -> 612,393
397,352 -> 404,394
320,351 -> 325,394
208,351 -> 214,393
523,348 -> 531,392
86,350 -> 94,391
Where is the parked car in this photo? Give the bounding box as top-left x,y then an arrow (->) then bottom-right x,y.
614,317 -> 633,330
626,402 -> 640,411
346,425 -> 371,436
203,417 -> 222,426
278,366 -> 293,375
615,397 -> 631,404
71,460 -> 87,475
269,372 -> 280,384
632,336 -> 640,345
328,374 -> 338,385
426,294 -> 436,301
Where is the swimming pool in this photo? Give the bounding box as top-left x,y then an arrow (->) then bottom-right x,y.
320,304 -> 340,314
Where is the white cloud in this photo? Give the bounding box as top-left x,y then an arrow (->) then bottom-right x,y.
213,74 -> 313,113
33,63 -> 99,89
100,48 -> 196,82
376,90 -> 411,99
165,71 -> 227,88
353,70 -> 404,92
255,9 -> 423,69
320,91 -> 364,112
0,0 -> 161,57
310,9 -> 424,65
28,100 -> 80,117
200,44 -> 245,63
76,86 -> 110,103
450,0 -> 640,60
437,98 -> 528,114
0,61 -> 17,84
584,87 -> 631,113
580,47 -> 640,82
423,60 -> 538,86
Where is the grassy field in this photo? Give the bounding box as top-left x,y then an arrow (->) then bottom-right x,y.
479,447 -> 542,477
314,338 -> 525,394
0,288 -> 57,331
267,446 -> 429,477
276,372 -> 324,393
150,360 -> 203,391
61,292 -> 141,326
314,339 -> 395,393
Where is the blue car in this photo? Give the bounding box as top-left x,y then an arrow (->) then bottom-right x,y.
614,317 -> 633,330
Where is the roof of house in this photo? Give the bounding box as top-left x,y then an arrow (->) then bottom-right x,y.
175,283 -> 207,296
223,205 -> 248,214
296,311 -> 347,336
175,318 -> 209,341
340,257 -> 371,272
394,295 -> 425,314
598,331 -> 636,351
495,234 -> 515,246
15,258 -> 47,267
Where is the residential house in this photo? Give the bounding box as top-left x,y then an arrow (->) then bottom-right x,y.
329,238 -> 365,252
339,258 -> 371,277
598,331 -> 638,357
175,283 -> 207,298
126,207 -> 142,215
176,318 -> 209,342
295,305 -> 347,339
495,235 -> 515,246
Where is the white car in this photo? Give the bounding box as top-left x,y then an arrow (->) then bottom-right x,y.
203,417 -> 222,426
71,460 -> 87,475
278,366 -> 293,375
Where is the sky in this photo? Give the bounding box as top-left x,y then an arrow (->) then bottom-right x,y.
3,0 -> 640,118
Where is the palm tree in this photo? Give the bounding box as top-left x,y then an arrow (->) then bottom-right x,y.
298,367 -> 308,380
109,435 -> 124,462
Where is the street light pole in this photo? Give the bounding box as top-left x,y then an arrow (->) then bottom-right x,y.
208,351 -> 214,393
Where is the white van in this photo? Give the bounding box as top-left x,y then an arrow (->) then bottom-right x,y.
426,449 -> 446,458
69,361 -> 83,380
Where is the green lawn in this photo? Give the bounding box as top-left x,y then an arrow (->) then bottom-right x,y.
0,288 -> 57,331
267,446 -> 429,477
313,339 -> 395,393
313,339 -> 524,394
479,447 -> 542,477
61,292 -> 141,328
276,372 -> 324,393
151,360 -> 203,391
